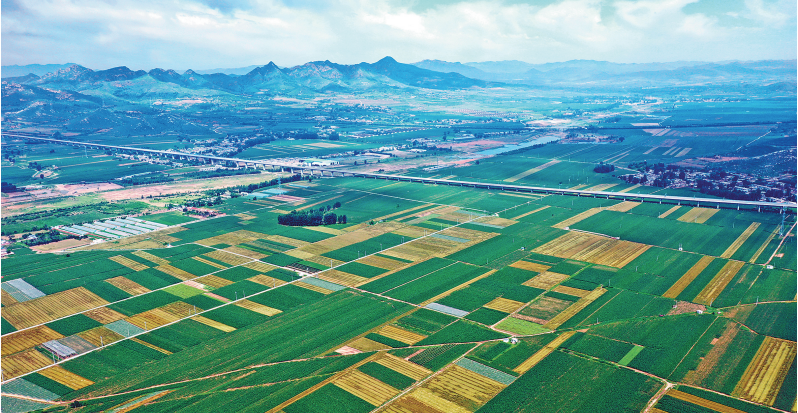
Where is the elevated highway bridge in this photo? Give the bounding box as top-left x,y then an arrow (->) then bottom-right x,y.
6,134 -> 796,213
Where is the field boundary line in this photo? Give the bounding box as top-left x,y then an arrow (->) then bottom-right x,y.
748,225 -> 779,264
419,268 -> 497,306
720,222 -> 761,259
265,352 -> 383,413
0,242 -> 263,339
666,317 -> 719,379
765,222 -> 796,266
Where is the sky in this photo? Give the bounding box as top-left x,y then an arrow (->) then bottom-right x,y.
2,0 -> 796,71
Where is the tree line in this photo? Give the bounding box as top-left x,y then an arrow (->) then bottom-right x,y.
277,202 -> 346,226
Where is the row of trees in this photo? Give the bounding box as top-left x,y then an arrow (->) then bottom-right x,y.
119,173 -> 174,186
277,202 -> 345,226
19,230 -> 82,247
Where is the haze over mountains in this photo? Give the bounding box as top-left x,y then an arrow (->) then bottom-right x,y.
3,57 -> 795,96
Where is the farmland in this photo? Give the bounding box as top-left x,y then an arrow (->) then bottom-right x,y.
1,104 -> 795,413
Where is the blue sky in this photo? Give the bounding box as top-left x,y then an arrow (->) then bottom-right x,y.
2,0 -> 795,70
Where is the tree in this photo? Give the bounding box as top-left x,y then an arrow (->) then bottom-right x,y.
338,215 -> 347,224
324,213 -> 337,225
593,163 -> 615,173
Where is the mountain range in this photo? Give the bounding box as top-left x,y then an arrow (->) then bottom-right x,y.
4,57 -> 795,96
412,59 -> 796,86
2,57 -> 488,96
2,56 -> 794,138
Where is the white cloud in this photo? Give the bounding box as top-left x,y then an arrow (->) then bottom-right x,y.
1,0 -> 795,70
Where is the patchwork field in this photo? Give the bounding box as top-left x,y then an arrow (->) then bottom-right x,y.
0,173 -> 793,413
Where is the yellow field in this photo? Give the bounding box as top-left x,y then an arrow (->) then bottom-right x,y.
504,160 -> 560,182
618,184 -> 641,193
533,232 -> 650,268
109,255 -> 149,271
667,389 -> 746,413
302,254 -> 343,269
131,250 -> 169,265
605,201 -> 640,212
370,203 -> 434,222
749,227 -> 779,264
509,260 -> 552,273
268,353 -> 381,413
357,255 -> 408,271
348,337 -> 392,352
131,337 -> 172,355
476,216 -> 518,228
658,205 -> 681,218
662,256 -> 715,299
733,337 -> 797,405
267,234 -> 311,249
677,207 -> 719,224
154,264 -> 195,280
242,261 -> 278,273
195,275 -> 234,288
220,245 -> 267,259
424,365 -> 505,406
84,307 -> 126,324
378,325 -> 427,345
553,208 -> 602,229
308,222 -> 403,253
544,287 -> 607,329
77,326 -> 125,347
284,249 -> 316,260
382,363 -> 507,412
204,250 -> 252,266
522,271 -> 570,290
511,205 -> 550,220
2,287 -> 109,329
192,315 -> 236,332
248,274 -> 288,288
584,183 -> 618,192
694,261 -> 745,305
484,297 -> 526,313
552,285 -> 591,297
192,256 -> 228,269
39,365 -> 94,390
105,276 -> 150,295
376,354 -> 432,381
194,229 -> 271,247
295,281 -> 333,295
1,289 -> 19,306
235,299 -> 282,316
721,223 -> 761,259
514,331 -> 576,374
334,369 -> 401,406
2,325 -> 63,356
385,387 -> 471,413
126,301 -> 196,330
2,348 -> 53,379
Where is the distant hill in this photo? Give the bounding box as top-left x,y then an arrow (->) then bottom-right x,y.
193,65 -> 262,76
411,59 -> 796,86
8,57 -> 491,95
4,58 -> 795,104
2,63 -> 78,78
